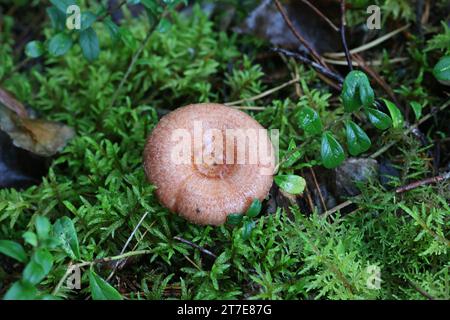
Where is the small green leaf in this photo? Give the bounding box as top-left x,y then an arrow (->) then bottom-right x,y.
409,102 -> 423,120
80,12 -> 97,31
321,132 -> 345,169
47,6 -> 66,31
341,70 -> 374,112
282,139 -> 303,168
22,231 -> 38,247
48,33 -> 73,56
3,281 -> 38,300
226,213 -> 243,226
274,175 -> 306,195
366,108 -> 392,130
382,99 -> 404,129
103,18 -> 119,42
35,216 -> 51,241
79,27 -> 100,62
0,240 -> 28,263
242,221 -> 256,241
345,121 -> 371,156
298,106 -> 323,135
49,0 -> 77,13
53,217 -> 81,260
25,41 -> 44,58
89,270 -> 123,300
22,249 -> 53,285
246,199 -> 262,218
141,0 -> 161,14
433,55 -> 450,84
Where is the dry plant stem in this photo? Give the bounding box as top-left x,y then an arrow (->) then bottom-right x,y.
106,211 -> 149,281
53,250 -> 152,295
407,279 -> 436,300
273,0 -> 326,66
174,236 -> 217,259
273,48 -> 344,84
324,24 -> 410,58
395,171 -> 450,194
339,0 -> 353,71
300,0 -> 339,32
309,166 -> 327,211
225,77 -> 300,106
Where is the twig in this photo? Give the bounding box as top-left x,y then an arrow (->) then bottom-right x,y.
273,0 -> 325,66
300,0 -> 339,32
97,0 -> 128,22
106,211 -> 149,281
273,48 -> 344,84
407,279 -> 436,300
324,24 -> 410,58
395,171 -> 450,194
339,0 -> 353,71
173,236 -> 217,259
324,57 -> 408,66
225,77 -> 300,106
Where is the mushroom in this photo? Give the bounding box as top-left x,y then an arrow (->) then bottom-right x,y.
143,103 -> 276,225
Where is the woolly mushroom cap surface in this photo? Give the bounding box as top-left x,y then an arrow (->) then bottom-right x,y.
144,103 -> 276,225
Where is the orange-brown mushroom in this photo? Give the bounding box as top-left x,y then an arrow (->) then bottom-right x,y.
143,103 -> 276,225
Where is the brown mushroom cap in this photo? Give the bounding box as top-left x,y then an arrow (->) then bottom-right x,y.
143,103 -> 275,225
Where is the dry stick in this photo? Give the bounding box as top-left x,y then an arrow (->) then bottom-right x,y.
273,0 -> 325,66
53,250 -> 152,295
300,0 -> 339,32
173,236 -> 217,259
324,24 -> 411,58
109,9 -> 168,108
407,279 -> 436,300
339,0 -> 353,71
273,48 -> 344,84
225,77 -> 300,106
106,211 -> 149,281
324,57 -> 408,66
395,171 -> 450,194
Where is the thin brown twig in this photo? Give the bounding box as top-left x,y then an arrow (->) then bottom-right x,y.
395,171 -> 450,194
300,0 -> 339,32
273,0 -> 326,67
339,0 -> 353,71
173,236 -> 217,259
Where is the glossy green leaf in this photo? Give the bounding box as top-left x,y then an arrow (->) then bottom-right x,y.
298,106 -> 323,135
89,270 -> 123,300
35,216 -> 51,241
53,217 -> 80,260
25,41 -> 44,58
79,27 -> 100,62
226,213 -> 243,226
80,12 -> 97,31
48,33 -> 73,56
47,6 -> 66,31
274,175 -> 306,195
341,70 -> 375,112
382,99 -> 404,129
103,18 -> 120,42
321,132 -> 345,169
366,108 -> 392,130
433,55 -> 450,84
345,121 -> 371,156
242,221 -> 256,241
0,240 -> 27,263
246,199 -> 262,218
3,281 -> 37,300
49,0 -> 77,13
409,102 -> 423,120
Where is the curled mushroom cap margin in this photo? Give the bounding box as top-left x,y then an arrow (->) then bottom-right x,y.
144,103 -> 276,225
